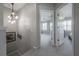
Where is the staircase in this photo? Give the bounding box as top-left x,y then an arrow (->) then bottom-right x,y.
7,42 -> 20,56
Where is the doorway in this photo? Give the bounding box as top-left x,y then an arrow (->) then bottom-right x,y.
40,10 -> 54,48
55,3 -> 73,55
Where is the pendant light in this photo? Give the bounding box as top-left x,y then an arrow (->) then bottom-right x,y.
8,3 -> 18,24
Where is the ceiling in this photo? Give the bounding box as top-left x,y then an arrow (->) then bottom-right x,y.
3,3 -> 26,11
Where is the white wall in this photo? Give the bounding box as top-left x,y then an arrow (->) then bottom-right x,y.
16,3 -> 39,54
0,4 -> 3,26
0,27 -> 6,56
3,7 -> 16,32
0,4 -> 6,56
72,4 -> 79,56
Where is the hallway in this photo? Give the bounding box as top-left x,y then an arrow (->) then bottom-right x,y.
23,37 -> 73,56
40,34 -> 51,48
0,3 -> 74,56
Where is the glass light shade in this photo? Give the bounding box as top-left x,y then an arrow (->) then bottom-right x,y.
11,12 -> 15,15
8,11 -> 18,23
8,3 -> 18,24
8,16 -> 12,19
15,16 -> 18,19
11,20 -> 16,24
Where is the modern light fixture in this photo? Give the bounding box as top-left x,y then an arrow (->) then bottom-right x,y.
8,3 -> 18,24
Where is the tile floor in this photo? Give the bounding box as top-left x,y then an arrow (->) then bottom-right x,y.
23,34 -> 73,56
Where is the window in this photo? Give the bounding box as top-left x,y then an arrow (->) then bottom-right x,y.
66,20 -> 71,31
42,23 -> 47,31
50,22 -> 53,31
62,20 -> 72,31
63,21 -> 67,30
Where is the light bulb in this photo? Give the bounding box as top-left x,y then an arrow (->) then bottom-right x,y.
11,20 -> 16,24
8,16 -> 12,19
15,16 -> 18,19
11,12 -> 15,15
